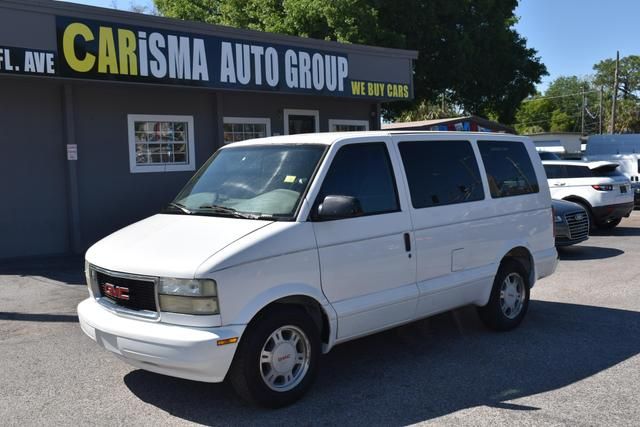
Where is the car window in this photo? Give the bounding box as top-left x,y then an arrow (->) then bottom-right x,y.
479,140 -> 540,198
538,152 -> 561,161
398,140 -> 484,208
316,142 -> 399,216
544,164 -> 568,179
565,166 -> 593,178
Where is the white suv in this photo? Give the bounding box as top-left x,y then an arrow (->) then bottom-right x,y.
78,132 -> 557,407
542,160 -> 633,229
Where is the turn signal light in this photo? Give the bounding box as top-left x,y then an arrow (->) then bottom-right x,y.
217,337 -> 239,346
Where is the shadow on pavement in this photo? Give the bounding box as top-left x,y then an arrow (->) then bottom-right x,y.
557,245 -> 623,261
0,312 -> 78,323
591,226 -> 640,237
0,256 -> 85,285
124,300 -> 640,426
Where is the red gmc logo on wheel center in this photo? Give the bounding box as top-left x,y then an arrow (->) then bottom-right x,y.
103,283 -> 130,301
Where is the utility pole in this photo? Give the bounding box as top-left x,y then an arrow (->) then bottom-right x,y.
611,50 -> 620,133
581,89 -> 586,135
599,86 -> 603,134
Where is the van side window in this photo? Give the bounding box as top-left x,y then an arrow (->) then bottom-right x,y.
316,142 -> 399,215
398,140 -> 484,208
479,141 -> 540,198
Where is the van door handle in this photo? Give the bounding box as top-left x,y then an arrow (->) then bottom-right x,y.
556,182 -> 566,186
403,232 -> 411,252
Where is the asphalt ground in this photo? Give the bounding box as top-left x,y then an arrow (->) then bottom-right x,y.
2,213 -> 640,426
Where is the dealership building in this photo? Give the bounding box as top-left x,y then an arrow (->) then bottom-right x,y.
0,0 -> 417,259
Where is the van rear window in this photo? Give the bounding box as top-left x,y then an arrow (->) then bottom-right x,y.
479,141 -> 539,198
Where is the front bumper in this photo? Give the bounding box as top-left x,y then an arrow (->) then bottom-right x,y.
78,298 -> 245,383
554,220 -> 588,247
591,201 -> 634,222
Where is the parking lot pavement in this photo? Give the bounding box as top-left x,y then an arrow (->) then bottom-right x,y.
2,214 -> 640,426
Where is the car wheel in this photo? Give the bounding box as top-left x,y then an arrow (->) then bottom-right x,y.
477,259 -> 530,331
228,307 -> 320,408
596,217 -> 622,229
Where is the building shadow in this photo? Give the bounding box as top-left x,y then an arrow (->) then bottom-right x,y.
123,300 -> 640,426
557,245 -> 623,261
0,255 -> 85,285
0,312 -> 78,323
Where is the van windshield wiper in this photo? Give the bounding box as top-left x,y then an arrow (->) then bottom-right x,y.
168,202 -> 192,214
197,204 -> 259,219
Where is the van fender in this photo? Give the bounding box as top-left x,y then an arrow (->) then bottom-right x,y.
229,283 -> 338,351
476,240 -> 535,306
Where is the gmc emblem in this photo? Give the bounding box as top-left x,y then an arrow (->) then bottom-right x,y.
103,283 -> 130,301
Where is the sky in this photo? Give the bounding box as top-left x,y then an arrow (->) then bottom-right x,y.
60,0 -> 640,92
515,0 -> 640,90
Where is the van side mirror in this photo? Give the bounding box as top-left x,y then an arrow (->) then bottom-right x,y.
314,195 -> 363,221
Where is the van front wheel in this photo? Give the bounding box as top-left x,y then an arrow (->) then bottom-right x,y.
478,259 -> 530,331
228,307 -> 320,408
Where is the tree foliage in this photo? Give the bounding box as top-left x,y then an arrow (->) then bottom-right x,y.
514,54 -> 640,135
154,0 -> 546,122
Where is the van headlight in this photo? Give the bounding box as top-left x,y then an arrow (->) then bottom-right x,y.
158,278 -> 219,315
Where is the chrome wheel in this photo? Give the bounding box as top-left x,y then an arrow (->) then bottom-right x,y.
259,325 -> 310,392
499,272 -> 525,319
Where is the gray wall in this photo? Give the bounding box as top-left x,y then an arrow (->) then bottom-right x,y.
0,77 -> 69,258
72,83 -> 218,248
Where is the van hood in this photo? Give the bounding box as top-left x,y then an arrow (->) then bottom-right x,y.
85,214 -> 273,278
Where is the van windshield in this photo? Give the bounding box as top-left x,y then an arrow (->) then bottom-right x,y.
168,144 -> 326,220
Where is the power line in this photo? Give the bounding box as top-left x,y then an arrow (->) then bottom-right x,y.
521,90 -> 600,102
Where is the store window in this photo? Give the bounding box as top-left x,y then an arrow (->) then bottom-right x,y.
329,119 -> 369,132
127,114 -> 195,173
223,117 -> 271,144
284,109 -> 319,135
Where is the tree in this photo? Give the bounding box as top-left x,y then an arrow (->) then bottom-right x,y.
514,95 -> 552,134
153,0 -> 546,122
594,55 -> 640,100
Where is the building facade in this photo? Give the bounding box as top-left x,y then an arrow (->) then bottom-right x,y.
0,0 -> 417,259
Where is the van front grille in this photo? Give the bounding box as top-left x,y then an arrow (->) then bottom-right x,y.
566,211 -> 589,240
96,271 -> 157,312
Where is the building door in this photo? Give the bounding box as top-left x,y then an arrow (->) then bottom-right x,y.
0,79 -> 69,258
284,109 -> 319,135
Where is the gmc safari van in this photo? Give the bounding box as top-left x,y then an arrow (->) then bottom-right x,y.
78,131 -> 557,407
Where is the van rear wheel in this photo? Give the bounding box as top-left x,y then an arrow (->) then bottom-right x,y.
228,307 -> 320,408
478,259 -> 530,331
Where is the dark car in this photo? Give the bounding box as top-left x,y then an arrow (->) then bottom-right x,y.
553,199 -> 589,247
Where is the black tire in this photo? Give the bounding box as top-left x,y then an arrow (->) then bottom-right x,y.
596,217 -> 622,230
228,307 -> 320,408
477,259 -> 530,331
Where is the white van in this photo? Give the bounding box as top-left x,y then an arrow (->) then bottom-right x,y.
78,132 -> 557,407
